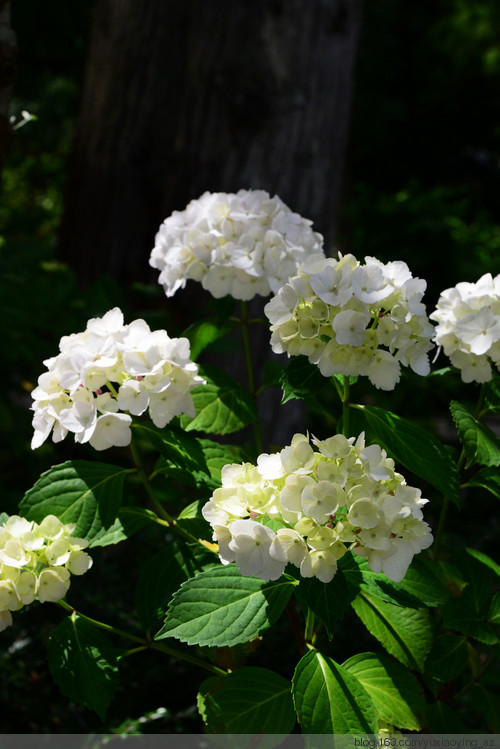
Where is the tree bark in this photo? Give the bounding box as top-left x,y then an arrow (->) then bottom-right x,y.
0,0 -> 17,184
59,0 -> 363,286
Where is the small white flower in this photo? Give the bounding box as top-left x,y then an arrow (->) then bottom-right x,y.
37,568 -> 71,603
89,412 -> 132,451
228,520 -> 286,581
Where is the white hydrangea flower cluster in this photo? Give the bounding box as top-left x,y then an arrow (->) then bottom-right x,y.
0,514 -> 92,632
430,272 -> 500,383
264,253 -> 435,390
31,308 -> 205,451
202,432 -> 433,584
149,189 -> 325,301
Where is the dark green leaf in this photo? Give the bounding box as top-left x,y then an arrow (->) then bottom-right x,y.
339,552 -> 429,608
155,565 -> 298,647
296,570 -> 354,639
424,634 -> 468,683
47,615 -> 120,720
89,506 -> 154,547
279,356 -> 326,404
262,360 -> 286,390
136,541 -> 218,631
342,652 -> 424,730
450,400 -> 500,467
485,375 -> 500,414
177,499 -> 214,541
292,650 -> 378,733
198,438 -> 250,485
19,461 -> 128,543
441,590 -> 499,645
197,667 -> 295,735
463,546 -> 500,579
425,702 -> 467,733
467,466 -> 500,500
352,592 -> 432,671
396,557 -> 451,606
183,319 -> 236,360
351,405 -> 460,504
489,592 -> 500,625
181,365 -> 257,435
133,423 -> 209,475
469,685 -> 500,732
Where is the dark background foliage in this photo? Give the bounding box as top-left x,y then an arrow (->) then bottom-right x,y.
1,0 -> 500,733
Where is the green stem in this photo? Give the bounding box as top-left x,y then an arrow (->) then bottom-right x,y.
342,376 -> 350,438
129,437 -> 217,553
304,608 -> 316,645
130,438 -> 175,524
240,300 -> 264,454
57,600 -> 227,677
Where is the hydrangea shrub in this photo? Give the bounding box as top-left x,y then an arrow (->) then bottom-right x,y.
5,191 -> 499,734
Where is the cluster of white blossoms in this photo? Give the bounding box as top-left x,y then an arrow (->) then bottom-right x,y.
264,253 -> 435,390
149,189 -> 325,301
430,272 -> 500,383
0,515 -> 92,631
202,432 -> 433,584
31,308 -> 204,451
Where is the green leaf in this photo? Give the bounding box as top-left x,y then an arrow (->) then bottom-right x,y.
207,295 -> 237,326
464,546 -> 500,578
155,565 -> 298,647
450,400 -> 500,467
339,552 -> 431,609
469,685 -> 500,732
342,652 -> 424,730
424,634 -> 468,683
47,615 -> 120,720
136,542 -> 219,631
197,667 -> 296,735
19,461 -> 128,544
488,592 -> 500,625
198,438 -> 250,485
351,405 -> 460,504
0,512 -> 8,526
176,499 -> 213,541
135,545 -> 192,632
433,560 -> 468,597
425,701 -> 467,733
485,375 -> 500,414
133,423 -> 209,475
457,548 -> 495,610
395,557 -> 451,606
183,319 -> 236,360
292,650 -> 378,733
88,506 -> 154,547
279,356 -> 326,404
180,365 -> 257,435
441,590 -> 499,645
262,360 -> 286,390
467,466 -> 500,501
296,570 -> 354,639
351,592 -> 432,671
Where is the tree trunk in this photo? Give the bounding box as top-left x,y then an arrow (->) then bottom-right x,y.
0,0 -> 17,184
59,0 -> 363,286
